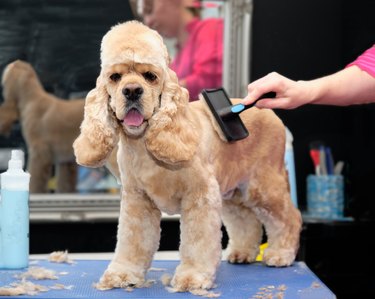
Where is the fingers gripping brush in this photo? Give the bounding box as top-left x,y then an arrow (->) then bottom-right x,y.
201,88 -> 276,142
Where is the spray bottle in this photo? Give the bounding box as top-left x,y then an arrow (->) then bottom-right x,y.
0,149 -> 30,269
285,127 -> 298,208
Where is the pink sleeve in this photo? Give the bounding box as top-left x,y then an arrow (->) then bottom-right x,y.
347,45 -> 375,78
184,20 -> 223,100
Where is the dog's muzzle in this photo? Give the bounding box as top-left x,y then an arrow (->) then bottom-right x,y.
109,91 -> 162,135
122,83 -> 143,102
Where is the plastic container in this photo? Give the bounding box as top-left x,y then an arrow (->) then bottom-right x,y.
0,149 -> 30,269
307,174 -> 344,219
285,127 -> 298,207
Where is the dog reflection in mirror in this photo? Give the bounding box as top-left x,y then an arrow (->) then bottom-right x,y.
1,60 -> 84,192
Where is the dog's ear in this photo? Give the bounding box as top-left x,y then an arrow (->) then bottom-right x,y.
73,75 -> 119,168
145,69 -> 199,165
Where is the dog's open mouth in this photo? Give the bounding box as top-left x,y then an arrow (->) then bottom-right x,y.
123,108 -> 145,127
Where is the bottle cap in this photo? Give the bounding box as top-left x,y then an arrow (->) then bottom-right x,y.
1,149 -> 30,191
8,150 -> 24,170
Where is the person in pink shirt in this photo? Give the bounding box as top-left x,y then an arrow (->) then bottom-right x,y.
142,0 -> 223,101
242,45 -> 375,109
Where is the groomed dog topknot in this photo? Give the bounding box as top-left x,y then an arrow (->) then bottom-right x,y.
100,21 -> 170,71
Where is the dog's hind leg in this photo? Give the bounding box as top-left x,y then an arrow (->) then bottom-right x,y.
28,147 -> 53,193
248,164 -> 302,267
56,162 -> 77,193
222,190 -> 263,264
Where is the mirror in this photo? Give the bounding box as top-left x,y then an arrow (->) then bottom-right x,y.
0,0 -> 232,221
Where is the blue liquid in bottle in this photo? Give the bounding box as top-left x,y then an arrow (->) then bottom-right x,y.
0,150 -> 30,269
0,190 -> 29,269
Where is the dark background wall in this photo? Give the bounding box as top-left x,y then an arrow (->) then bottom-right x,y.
0,0 -> 134,151
252,0 -> 375,219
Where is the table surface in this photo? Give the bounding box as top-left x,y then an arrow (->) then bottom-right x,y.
0,259 -> 336,299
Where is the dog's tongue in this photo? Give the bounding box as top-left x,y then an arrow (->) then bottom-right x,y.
123,109 -> 144,127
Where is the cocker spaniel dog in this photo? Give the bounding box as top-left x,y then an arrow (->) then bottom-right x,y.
0,60 -> 84,193
73,21 -> 302,292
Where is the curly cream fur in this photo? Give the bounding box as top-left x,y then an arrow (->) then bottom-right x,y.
0,60 -> 84,193
73,86 -> 119,168
74,21 -> 302,293
145,69 -> 199,164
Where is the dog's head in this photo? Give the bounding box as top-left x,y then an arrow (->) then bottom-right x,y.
100,21 -> 169,137
1,60 -> 37,94
74,21 -> 199,167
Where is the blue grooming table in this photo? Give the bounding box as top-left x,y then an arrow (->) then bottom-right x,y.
0,260 -> 336,299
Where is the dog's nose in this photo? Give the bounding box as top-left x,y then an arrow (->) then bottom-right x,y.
122,84 -> 144,101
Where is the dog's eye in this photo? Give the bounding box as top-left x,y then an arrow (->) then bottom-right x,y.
143,71 -> 157,82
110,73 -> 121,82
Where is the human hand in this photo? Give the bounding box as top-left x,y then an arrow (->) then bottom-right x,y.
242,72 -> 313,109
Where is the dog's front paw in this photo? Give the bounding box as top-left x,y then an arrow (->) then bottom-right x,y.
171,267 -> 214,292
95,262 -> 145,290
263,248 -> 295,267
226,248 -> 258,264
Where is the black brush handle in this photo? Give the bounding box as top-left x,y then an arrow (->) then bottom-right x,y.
243,91 -> 276,110
218,91 -> 276,118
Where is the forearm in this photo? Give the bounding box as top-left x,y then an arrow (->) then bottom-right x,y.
305,65 -> 375,106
